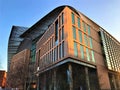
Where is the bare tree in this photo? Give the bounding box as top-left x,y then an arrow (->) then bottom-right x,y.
8,49 -> 30,90
8,62 -> 28,89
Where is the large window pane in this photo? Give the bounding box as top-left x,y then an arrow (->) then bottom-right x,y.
78,30 -> 82,43
54,49 -> 55,62
83,22 -> 86,32
31,42 -> 36,62
91,50 -> 95,62
80,45 -> 84,59
59,44 -> 61,59
84,34 -> 88,46
77,17 -> 80,28
74,42 -> 78,57
72,26 -> 76,40
62,27 -> 64,40
52,50 -> 53,63
72,13 -> 75,24
62,13 -> 64,24
59,29 -> 61,42
89,68 -> 100,90
89,38 -> 93,49
59,16 -> 61,27
55,20 -> 58,45
62,41 -> 64,57
86,48 -> 90,61
88,25 -> 91,35
56,46 -> 58,60
54,48 -> 56,62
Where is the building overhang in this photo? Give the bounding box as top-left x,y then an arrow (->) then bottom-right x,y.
20,5 -> 80,40
35,58 -> 96,75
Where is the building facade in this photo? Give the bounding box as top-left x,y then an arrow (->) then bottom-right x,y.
0,70 -> 6,88
8,6 -> 120,90
34,6 -> 120,90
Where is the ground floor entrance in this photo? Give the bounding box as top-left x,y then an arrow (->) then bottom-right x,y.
37,62 -> 100,90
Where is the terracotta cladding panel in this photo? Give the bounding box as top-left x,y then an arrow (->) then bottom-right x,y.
90,28 -> 100,42
80,13 -> 100,32
95,52 -> 105,66
37,24 -> 54,50
92,39 -> 102,54
97,65 -> 111,89
10,49 -> 30,69
80,11 -> 111,89
65,7 -> 74,56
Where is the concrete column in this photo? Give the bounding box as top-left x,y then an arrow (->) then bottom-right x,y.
53,69 -> 57,90
85,67 -> 90,90
68,63 -> 73,90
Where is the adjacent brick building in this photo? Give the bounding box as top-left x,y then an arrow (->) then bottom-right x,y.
8,5 -> 120,90
0,70 -> 6,88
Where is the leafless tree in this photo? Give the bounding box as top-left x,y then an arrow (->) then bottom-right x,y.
8,62 -> 28,89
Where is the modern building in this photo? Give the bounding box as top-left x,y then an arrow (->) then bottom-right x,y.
8,26 -> 28,71
8,6 -> 120,90
34,6 -> 120,90
0,70 -> 7,88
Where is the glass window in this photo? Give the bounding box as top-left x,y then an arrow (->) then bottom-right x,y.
77,17 -> 80,28
51,37 -> 53,48
54,48 -> 57,62
62,13 -> 64,24
38,50 -> 40,66
88,25 -> 91,35
31,42 -> 36,62
48,41 -> 50,51
59,16 -> 61,27
62,27 -> 64,40
52,36 -> 54,47
83,22 -> 86,32
52,50 -> 53,63
59,44 -> 61,59
48,53 -> 50,64
84,34 -> 88,46
74,42 -> 78,57
90,38 -> 93,49
50,40 -> 51,50
59,29 -> 61,42
55,46 -> 58,61
91,50 -> 95,62
78,30 -> 82,43
62,41 -> 64,57
50,51 -> 51,64
54,49 -> 55,62
72,26 -> 76,40
86,48 -> 90,61
72,13 -> 75,24
80,45 -> 84,59
55,20 -> 58,45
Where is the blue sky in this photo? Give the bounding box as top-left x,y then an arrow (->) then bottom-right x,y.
0,0 -> 120,71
